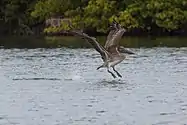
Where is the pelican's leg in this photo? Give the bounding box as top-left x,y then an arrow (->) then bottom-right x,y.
107,68 -> 116,78
112,67 -> 122,78
97,65 -> 103,70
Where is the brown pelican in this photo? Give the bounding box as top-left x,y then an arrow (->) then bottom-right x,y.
67,22 -> 134,78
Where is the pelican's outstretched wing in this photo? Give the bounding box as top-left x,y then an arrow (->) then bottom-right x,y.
105,22 -> 135,55
105,23 -> 126,55
68,30 -> 110,61
104,22 -> 119,49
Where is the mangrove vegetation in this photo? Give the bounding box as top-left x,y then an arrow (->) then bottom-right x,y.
1,0 -> 187,36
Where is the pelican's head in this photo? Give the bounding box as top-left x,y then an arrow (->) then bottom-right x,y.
118,46 -> 135,54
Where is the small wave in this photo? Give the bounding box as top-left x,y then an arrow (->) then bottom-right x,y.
13,78 -> 61,81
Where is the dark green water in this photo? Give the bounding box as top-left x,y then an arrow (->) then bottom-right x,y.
0,36 -> 187,48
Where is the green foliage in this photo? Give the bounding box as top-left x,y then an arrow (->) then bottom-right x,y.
1,0 -> 187,35
83,0 -> 117,32
0,0 -> 37,35
115,0 -> 187,31
31,0 -> 71,20
41,0 -> 187,34
64,0 -> 118,32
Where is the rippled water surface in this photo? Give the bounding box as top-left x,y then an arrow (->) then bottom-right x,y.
0,48 -> 187,125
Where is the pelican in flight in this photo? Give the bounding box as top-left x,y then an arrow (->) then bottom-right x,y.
67,22 -> 134,78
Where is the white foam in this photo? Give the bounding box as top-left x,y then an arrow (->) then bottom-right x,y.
72,75 -> 82,80
64,71 -> 83,81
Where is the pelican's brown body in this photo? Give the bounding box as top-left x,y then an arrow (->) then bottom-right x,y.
68,22 -> 134,78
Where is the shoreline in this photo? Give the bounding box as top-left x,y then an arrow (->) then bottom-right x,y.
0,36 -> 187,49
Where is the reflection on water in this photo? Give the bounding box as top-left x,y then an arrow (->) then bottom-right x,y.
0,47 -> 187,125
0,36 -> 187,48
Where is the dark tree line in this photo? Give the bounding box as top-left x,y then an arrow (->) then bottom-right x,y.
1,0 -> 187,36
